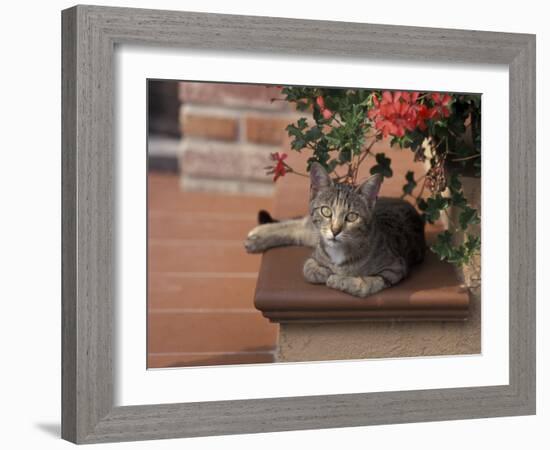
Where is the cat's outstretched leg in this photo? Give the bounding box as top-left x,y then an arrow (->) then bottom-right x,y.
244,217 -> 317,253
326,274 -> 387,298
303,258 -> 332,284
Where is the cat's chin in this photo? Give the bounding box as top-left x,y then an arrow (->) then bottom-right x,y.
324,237 -> 342,246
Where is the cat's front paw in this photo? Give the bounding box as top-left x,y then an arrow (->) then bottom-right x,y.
244,225 -> 271,253
303,258 -> 332,284
326,275 -> 385,298
326,274 -> 351,292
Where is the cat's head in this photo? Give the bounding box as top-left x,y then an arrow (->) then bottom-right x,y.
308,162 -> 383,246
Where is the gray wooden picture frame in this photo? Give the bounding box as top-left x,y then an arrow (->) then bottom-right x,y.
61,4 -> 536,444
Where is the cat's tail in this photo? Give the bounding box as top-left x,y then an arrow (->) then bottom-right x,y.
258,209 -> 278,224
258,210 -> 308,224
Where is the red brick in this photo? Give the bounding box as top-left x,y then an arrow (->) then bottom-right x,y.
245,115 -> 292,145
179,82 -> 289,110
182,112 -> 238,141
179,142 -> 276,182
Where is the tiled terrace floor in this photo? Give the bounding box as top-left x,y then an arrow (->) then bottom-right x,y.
147,173 -> 278,368
147,140 -> 441,368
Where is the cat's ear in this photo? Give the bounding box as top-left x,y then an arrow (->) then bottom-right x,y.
309,162 -> 333,198
357,173 -> 383,208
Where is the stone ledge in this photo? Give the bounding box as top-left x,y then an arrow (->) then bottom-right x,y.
254,245 -> 470,322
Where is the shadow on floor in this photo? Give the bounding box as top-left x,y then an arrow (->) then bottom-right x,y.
35,422 -> 61,438
159,345 -> 276,368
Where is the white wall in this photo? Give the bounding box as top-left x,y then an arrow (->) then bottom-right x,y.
0,0 -> 546,449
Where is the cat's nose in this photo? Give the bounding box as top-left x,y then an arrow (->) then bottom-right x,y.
331,225 -> 343,237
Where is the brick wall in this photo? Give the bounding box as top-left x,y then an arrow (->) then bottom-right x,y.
178,82 -> 302,196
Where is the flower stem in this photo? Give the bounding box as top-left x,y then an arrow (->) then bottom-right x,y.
286,167 -> 309,178
451,153 -> 480,162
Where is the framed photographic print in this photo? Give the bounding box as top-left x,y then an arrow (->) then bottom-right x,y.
61,4 -> 536,444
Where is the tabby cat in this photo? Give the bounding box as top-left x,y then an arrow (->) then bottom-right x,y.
244,163 -> 425,297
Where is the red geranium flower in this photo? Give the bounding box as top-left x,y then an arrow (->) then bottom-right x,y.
271,152 -> 288,181
368,91 -> 453,137
368,91 -> 423,137
415,103 -> 431,130
401,91 -> 420,103
316,96 -> 334,120
316,96 -> 326,109
431,93 -> 452,106
430,93 -> 452,119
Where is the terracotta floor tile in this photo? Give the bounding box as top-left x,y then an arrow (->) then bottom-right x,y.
147,172 -> 278,368
148,273 -> 258,310
148,212 -> 257,241
148,173 -> 273,214
148,312 -> 278,354
148,352 -> 275,368
148,240 -> 262,273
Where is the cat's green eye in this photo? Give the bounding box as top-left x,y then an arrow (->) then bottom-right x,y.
320,206 -> 332,218
346,212 -> 359,222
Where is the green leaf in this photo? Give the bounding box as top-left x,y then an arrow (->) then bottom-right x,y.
402,171 -> 417,196
307,153 -> 330,171
290,138 -> 306,151
304,126 -> 323,141
391,135 -> 413,149
315,138 -> 329,155
465,234 -> 481,253
450,190 -> 467,208
429,195 -> 450,210
448,174 -> 462,193
430,228 -> 480,267
316,150 -> 330,165
339,149 -> 352,163
430,230 -> 454,260
286,123 -> 304,138
296,101 -> 309,111
296,117 -> 308,130
370,153 -> 393,178
458,206 -> 480,230
433,122 -> 450,139
417,198 -> 428,211
447,246 -> 467,266
421,194 -> 450,223
423,209 -> 440,223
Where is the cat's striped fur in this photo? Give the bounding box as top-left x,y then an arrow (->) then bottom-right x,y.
245,163 -> 425,297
